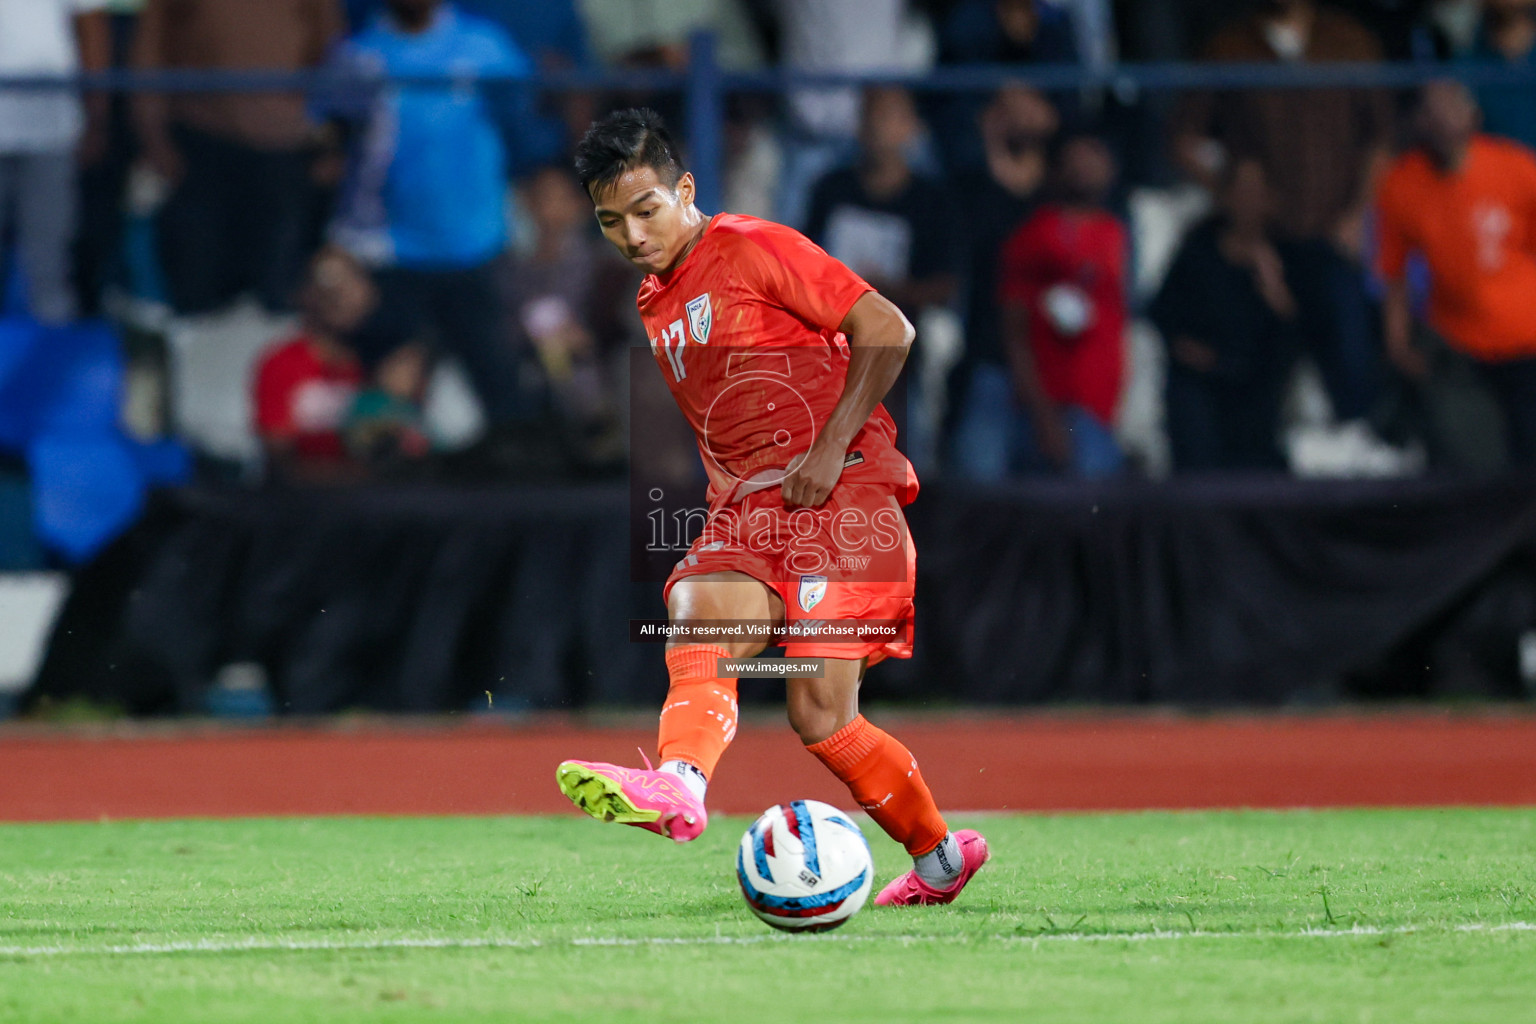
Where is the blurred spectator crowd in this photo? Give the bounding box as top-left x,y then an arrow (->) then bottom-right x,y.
4,0 -> 1536,562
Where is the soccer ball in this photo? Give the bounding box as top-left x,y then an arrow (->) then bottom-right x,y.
736,800 -> 874,932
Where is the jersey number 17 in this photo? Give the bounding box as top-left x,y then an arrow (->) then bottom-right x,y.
652,317 -> 688,382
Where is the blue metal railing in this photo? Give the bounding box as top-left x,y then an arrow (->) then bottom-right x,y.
3,45 -> 1533,216
4,56 -> 1536,91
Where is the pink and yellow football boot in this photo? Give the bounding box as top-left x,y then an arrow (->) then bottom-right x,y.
555,759 -> 707,843
874,829 -> 990,906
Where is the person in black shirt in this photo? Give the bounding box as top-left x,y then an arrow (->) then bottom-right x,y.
804,86 -> 960,469
934,0 -> 1081,172
946,85 -> 1057,479
1149,159 -> 1301,472
805,87 -> 959,320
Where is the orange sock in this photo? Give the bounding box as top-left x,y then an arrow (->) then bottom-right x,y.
656,644 -> 739,779
805,715 -> 948,856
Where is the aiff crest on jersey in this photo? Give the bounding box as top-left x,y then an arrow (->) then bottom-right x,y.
686,293 -> 712,345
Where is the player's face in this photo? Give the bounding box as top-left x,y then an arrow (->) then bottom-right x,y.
590,167 -> 699,274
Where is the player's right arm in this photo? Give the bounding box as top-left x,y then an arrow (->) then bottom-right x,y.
781,291 -> 914,509
730,222 -> 909,507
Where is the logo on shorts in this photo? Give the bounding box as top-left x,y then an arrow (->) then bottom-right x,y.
798,574 -> 828,612
686,293 -> 712,345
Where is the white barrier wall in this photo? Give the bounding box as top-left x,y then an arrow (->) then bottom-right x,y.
0,573 -> 68,695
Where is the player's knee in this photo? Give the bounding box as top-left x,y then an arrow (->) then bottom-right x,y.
667,574 -> 751,621
666,574 -> 783,658
666,579 -> 705,619
787,694 -> 846,746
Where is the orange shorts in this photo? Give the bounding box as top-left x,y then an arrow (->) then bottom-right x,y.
662,481 -> 915,663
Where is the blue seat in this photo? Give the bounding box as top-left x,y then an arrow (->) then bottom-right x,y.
28,434 -> 145,563
0,317 -> 189,563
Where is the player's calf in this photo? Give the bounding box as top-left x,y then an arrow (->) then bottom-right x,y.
800,708 -> 988,905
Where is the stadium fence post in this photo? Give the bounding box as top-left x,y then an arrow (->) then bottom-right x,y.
686,30 -> 724,215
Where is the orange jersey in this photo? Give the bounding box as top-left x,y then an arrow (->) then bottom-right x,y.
1376,136 -> 1536,360
662,480 -> 916,663
636,213 -> 918,509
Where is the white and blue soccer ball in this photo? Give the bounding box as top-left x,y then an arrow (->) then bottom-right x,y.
736,800 -> 874,932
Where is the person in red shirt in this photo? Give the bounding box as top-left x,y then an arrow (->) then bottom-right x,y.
556,109 -> 989,908
996,136 -> 1127,476
252,248 -> 376,482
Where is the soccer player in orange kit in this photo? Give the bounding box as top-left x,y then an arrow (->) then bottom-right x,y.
555,109 -> 988,906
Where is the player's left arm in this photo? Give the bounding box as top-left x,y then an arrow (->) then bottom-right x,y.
781,292 -> 913,508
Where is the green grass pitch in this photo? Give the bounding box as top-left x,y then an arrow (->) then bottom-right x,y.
2,809 -> 1533,1022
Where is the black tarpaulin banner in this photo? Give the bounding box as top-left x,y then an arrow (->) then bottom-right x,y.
25,475 -> 1536,714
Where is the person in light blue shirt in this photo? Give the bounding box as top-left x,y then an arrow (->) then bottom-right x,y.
341,0 -> 584,167
323,0 -> 533,426
328,0 -> 531,267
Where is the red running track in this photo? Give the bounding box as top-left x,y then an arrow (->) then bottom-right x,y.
2,711 -> 1535,822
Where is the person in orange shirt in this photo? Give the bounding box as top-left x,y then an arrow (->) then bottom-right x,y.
1376,80 -> 1536,464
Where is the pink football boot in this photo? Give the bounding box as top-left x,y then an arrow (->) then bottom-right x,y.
555,759 -> 708,843
874,829 -> 990,906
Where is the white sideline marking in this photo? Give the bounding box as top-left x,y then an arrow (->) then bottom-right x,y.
1,922 -> 1531,959
0,936 -> 543,957
575,921 -> 1536,947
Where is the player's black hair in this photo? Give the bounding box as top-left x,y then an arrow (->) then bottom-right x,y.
574,108 -> 687,198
